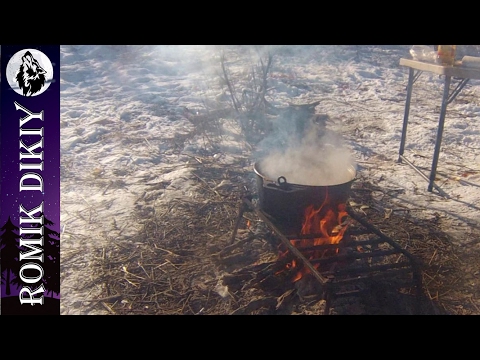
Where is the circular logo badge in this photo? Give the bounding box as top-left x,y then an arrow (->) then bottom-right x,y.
6,48 -> 54,97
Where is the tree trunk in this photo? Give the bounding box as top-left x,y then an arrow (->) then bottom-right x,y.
6,270 -> 11,295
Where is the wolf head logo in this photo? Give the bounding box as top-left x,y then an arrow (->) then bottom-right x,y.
15,51 -> 47,96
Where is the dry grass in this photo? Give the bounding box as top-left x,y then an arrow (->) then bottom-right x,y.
84,146 -> 480,315
81,47 -> 480,315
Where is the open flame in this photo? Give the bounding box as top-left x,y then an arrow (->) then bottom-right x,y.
280,190 -> 350,282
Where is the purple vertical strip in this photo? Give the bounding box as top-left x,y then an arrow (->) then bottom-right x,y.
1,45 -> 60,315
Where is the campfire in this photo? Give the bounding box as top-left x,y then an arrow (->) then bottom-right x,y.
230,193 -> 424,314
279,191 -> 351,282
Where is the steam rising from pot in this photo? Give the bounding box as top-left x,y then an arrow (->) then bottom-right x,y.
257,118 -> 357,186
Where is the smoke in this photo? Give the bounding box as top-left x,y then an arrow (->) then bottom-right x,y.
256,118 -> 356,186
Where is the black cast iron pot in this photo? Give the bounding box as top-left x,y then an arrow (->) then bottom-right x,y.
254,161 -> 356,235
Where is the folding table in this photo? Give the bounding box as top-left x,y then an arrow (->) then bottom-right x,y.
398,58 -> 480,197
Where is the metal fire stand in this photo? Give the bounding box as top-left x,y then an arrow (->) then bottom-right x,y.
231,196 -> 424,314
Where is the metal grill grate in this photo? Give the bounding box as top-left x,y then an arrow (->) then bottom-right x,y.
230,195 -> 424,314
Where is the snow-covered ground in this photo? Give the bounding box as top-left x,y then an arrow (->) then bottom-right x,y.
54,45 -> 480,314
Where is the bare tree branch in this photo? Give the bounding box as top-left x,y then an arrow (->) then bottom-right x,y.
220,51 -> 240,114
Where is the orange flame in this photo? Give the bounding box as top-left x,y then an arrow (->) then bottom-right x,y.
284,190 -> 350,282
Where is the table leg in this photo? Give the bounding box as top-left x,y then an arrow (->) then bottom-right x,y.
428,75 -> 451,192
398,68 -> 415,163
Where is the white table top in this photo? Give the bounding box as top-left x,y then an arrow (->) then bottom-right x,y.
400,58 -> 480,80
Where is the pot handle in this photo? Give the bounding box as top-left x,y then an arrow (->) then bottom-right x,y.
264,176 -> 297,192
277,176 -> 288,189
